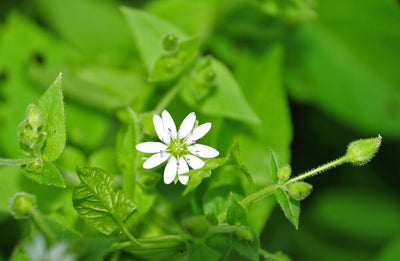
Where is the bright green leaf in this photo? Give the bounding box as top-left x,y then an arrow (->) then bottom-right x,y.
187,241 -> 222,261
275,188 -> 300,229
72,167 -> 136,235
36,73 -> 66,162
21,161 -> 65,188
227,193 -> 247,226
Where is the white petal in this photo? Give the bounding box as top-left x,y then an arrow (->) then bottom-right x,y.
164,157 -> 178,184
186,123 -> 211,144
188,144 -> 219,158
143,152 -> 169,169
162,110 -> 177,139
178,112 -> 196,139
184,155 -> 205,169
177,157 -> 189,175
153,114 -> 170,144
178,175 -> 189,185
136,142 -> 167,153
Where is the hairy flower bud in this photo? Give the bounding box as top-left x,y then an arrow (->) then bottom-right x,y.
161,34 -> 179,53
10,192 -> 36,219
288,182 -> 313,201
346,135 -> 382,165
26,104 -> 42,130
235,226 -> 253,242
278,164 -> 291,183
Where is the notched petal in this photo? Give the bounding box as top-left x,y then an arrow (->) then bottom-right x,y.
178,112 -> 196,139
136,142 -> 168,153
153,114 -> 170,144
186,123 -> 211,144
184,155 -> 205,169
162,110 -> 177,139
188,144 -> 219,158
143,152 -> 169,169
164,157 -> 178,184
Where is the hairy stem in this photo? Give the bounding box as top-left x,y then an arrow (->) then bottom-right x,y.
0,158 -> 36,166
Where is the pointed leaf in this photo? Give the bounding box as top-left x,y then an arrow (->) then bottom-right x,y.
121,7 -> 187,71
21,161 -> 65,188
275,188 -> 300,229
227,193 -> 247,226
36,73 -> 66,162
267,147 -> 284,184
72,167 -> 136,235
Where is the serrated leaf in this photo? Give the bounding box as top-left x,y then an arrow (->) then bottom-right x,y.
267,147 -> 284,184
121,6 -> 187,71
180,57 -> 259,124
275,188 -> 300,229
21,162 -> 65,188
72,167 -> 136,235
227,193 -> 247,226
36,73 -> 66,162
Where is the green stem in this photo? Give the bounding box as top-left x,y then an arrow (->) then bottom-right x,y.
240,184 -> 279,209
259,249 -> 286,260
153,82 -> 184,114
28,207 -> 56,244
120,222 -> 141,246
286,156 -> 349,185
0,158 -> 36,166
238,164 -> 255,193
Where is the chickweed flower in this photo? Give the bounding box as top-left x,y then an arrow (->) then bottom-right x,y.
136,110 -> 219,185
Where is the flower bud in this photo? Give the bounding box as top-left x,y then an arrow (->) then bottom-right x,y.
163,56 -> 180,73
346,135 -> 382,165
235,226 -> 253,242
10,192 -> 36,219
278,164 -> 291,183
26,104 -> 42,130
182,216 -> 210,238
161,34 -> 179,53
202,68 -> 217,86
288,182 -> 313,201
18,121 -> 36,146
25,159 -> 43,172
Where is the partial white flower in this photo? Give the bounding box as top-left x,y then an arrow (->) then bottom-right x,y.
24,234 -> 75,261
136,110 -> 219,185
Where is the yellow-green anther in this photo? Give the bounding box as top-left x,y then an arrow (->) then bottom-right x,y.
288,182 -> 313,201
346,135 -> 382,165
278,164 -> 291,183
10,192 -> 36,219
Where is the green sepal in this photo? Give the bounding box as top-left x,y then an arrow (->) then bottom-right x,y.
275,188 -> 300,229
9,192 -> 36,219
72,167 -> 136,235
288,182 -> 313,201
278,164 -> 291,184
21,161 -> 66,188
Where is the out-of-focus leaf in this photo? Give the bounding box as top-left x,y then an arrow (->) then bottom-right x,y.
231,227 -> 260,261
287,0 -> 400,138
187,241 -> 222,261
72,167 -> 136,235
121,6 -> 187,71
36,73 -> 66,162
267,147 -> 285,184
88,148 -> 119,176
275,188 -> 299,229
311,189 -> 400,240
21,161 -> 65,188
180,57 -> 259,124
34,0 -> 132,57
376,237 -> 400,261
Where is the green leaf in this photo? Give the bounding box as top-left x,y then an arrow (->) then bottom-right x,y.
286,0 -> 400,138
72,167 -> 136,235
183,157 -> 227,195
88,147 -> 119,176
227,193 -> 247,226
275,188 -> 300,229
21,161 -> 65,188
180,57 -> 259,124
203,185 -> 243,220
187,241 -> 222,261
121,6 -> 188,71
36,73 -> 66,162
267,147 -> 284,184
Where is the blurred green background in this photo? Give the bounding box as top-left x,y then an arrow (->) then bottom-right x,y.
0,0 -> 399,260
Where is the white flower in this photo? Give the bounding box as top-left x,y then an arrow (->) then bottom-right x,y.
136,110 -> 219,185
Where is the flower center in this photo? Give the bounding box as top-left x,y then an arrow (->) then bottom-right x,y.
168,139 -> 187,157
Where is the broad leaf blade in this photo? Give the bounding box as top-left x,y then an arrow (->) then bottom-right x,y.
36,73 -> 66,162
21,162 -> 65,188
72,167 -> 136,235
275,188 -> 300,229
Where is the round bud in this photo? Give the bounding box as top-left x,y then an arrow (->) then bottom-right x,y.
161,34 -> 179,53
346,135 -> 382,165
235,226 -> 253,242
25,159 -> 43,172
202,68 -> 217,86
163,57 -> 180,73
10,192 -> 36,219
278,164 -> 291,183
288,182 -> 313,201
26,104 -> 42,130
182,216 -> 210,238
